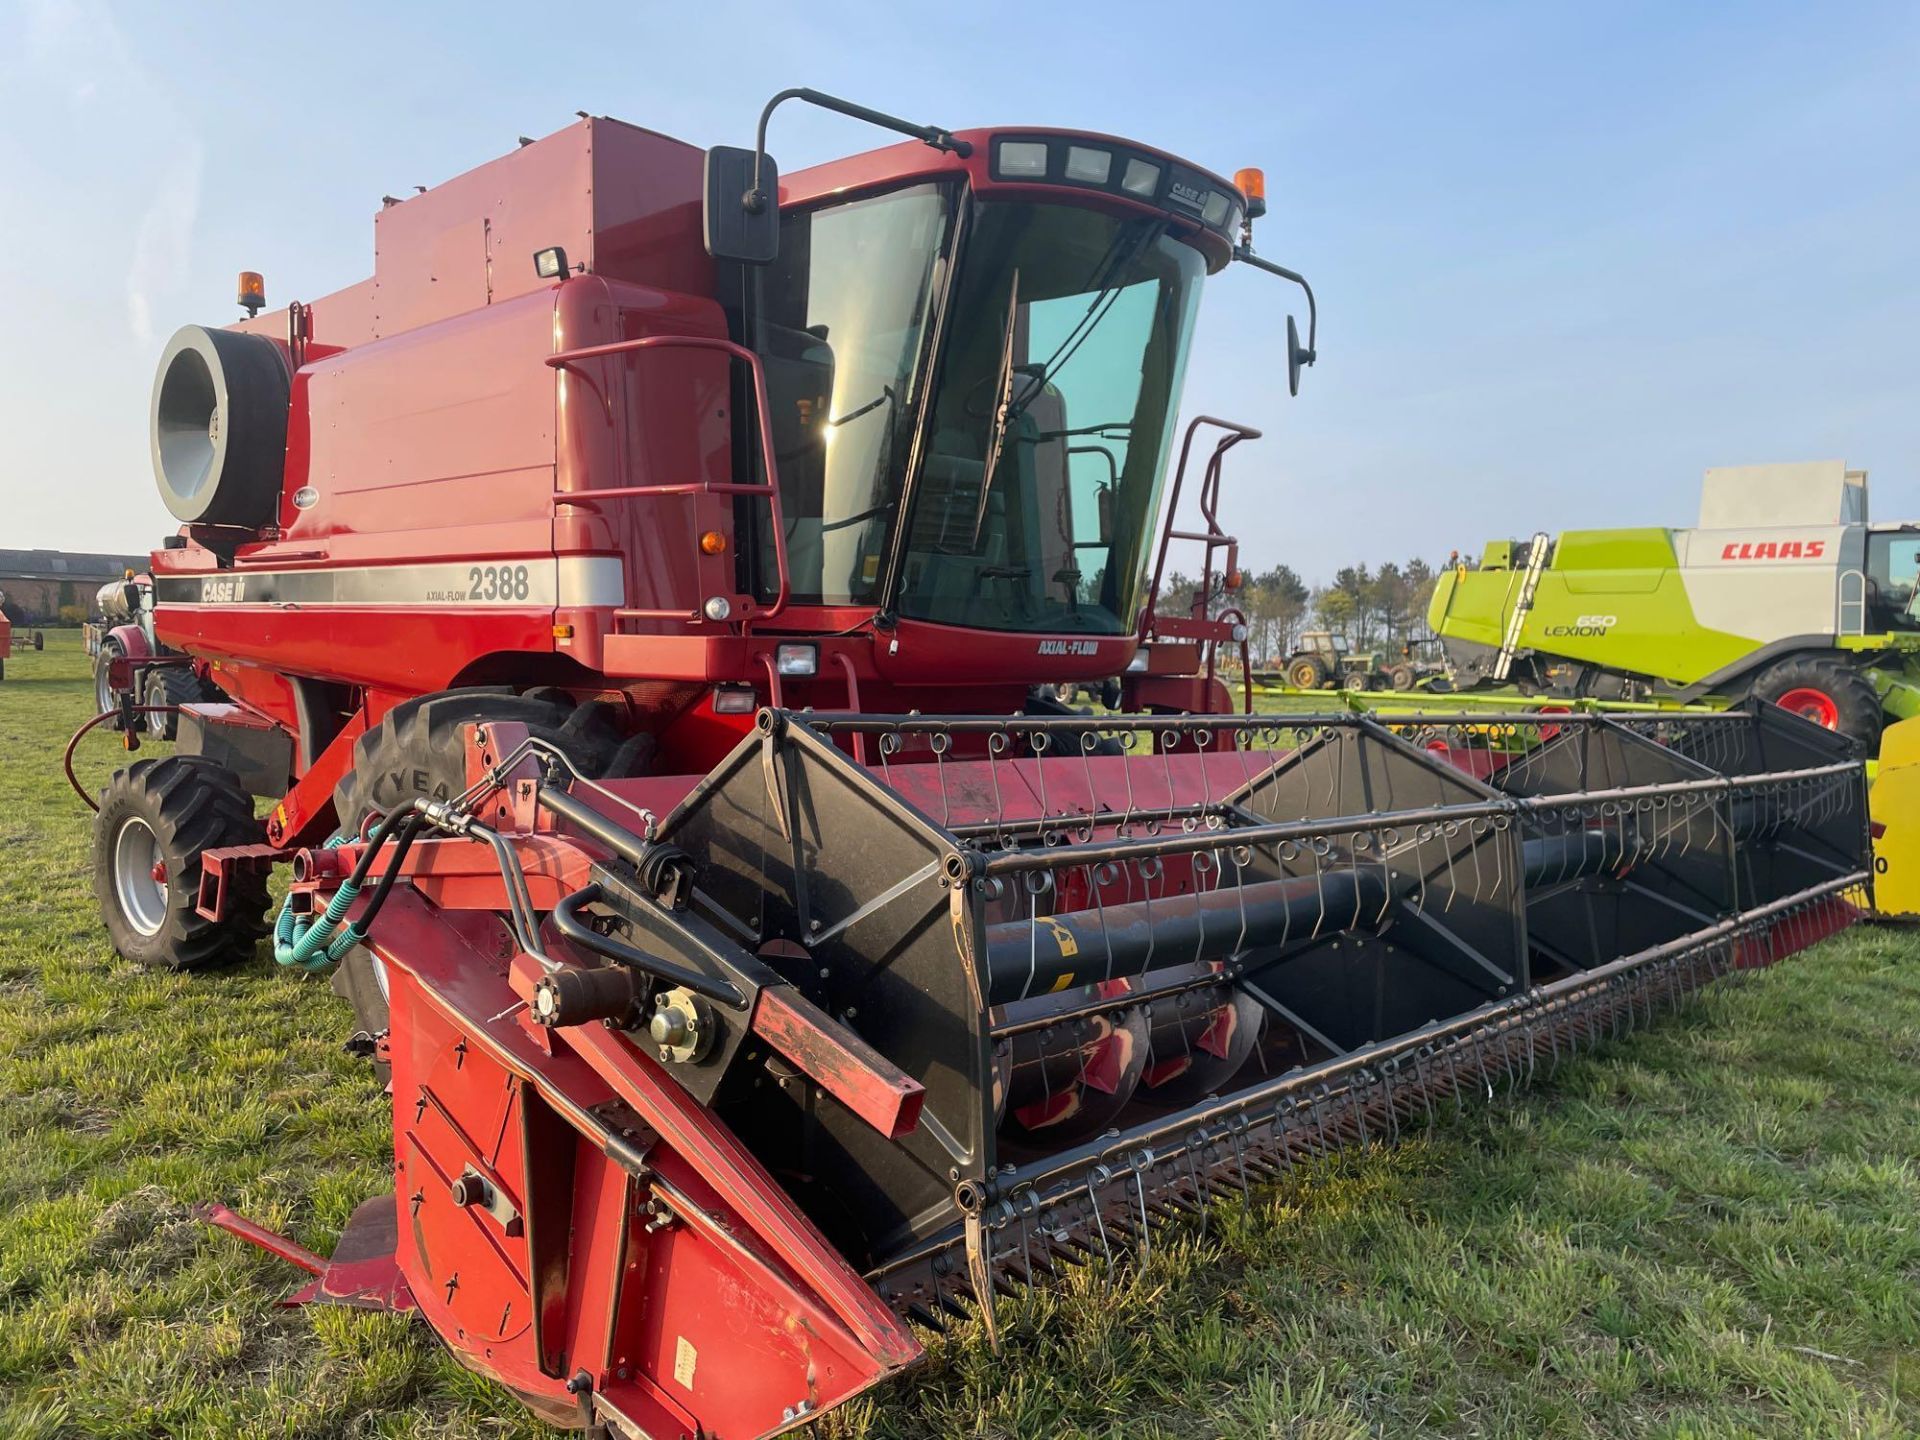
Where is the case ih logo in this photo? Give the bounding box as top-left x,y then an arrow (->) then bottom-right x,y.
1166,180 -> 1207,212
1037,639 -> 1099,657
1720,539 -> 1826,561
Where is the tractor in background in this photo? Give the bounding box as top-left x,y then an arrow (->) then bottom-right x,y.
1277,629 -> 1386,690
87,571 -> 213,738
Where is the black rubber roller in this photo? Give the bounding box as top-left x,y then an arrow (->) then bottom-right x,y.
531,964 -> 645,1028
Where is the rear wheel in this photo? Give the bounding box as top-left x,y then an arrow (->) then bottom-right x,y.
143,665 -> 210,741
1750,655 -> 1882,748
1287,656 -> 1328,689
1386,663 -> 1416,692
92,757 -> 269,970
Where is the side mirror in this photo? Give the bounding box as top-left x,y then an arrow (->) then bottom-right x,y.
1286,314 -> 1314,398
123,582 -> 143,613
704,145 -> 780,264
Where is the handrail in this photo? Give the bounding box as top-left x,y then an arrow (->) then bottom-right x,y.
547,333 -> 791,624
1142,416 -> 1260,638
1140,416 -> 1261,708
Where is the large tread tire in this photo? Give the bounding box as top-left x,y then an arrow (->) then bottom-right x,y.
1287,656 -> 1329,690
1387,664 -> 1417,692
328,689 -> 637,1066
93,757 -> 269,971
1750,655 -> 1883,749
143,665 -> 211,741
330,687 -> 622,830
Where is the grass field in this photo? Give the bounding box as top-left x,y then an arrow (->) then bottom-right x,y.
3,630 -> 1919,1439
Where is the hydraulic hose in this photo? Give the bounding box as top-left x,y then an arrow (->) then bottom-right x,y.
274,807 -> 424,971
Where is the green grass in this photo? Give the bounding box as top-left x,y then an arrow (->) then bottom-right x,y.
5,631 -> 1920,1438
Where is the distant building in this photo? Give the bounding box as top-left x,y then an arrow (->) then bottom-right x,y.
0,549 -> 148,624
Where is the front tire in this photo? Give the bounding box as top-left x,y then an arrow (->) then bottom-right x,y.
94,637 -> 125,718
1750,655 -> 1883,748
93,757 -> 270,970
331,687 -> 631,827
328,688 -> 639,1060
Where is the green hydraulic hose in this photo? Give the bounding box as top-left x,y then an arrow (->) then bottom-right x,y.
273,835 -> 357,972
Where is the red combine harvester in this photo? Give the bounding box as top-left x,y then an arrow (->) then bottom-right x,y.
82,91 -> 1872,1438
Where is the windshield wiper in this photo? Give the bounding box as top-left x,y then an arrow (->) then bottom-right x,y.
1004,218 -> 1167,426
971,267 -> 1021,546
829,385 -> 895,429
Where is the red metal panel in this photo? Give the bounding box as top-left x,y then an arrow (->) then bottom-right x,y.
872,616 -> 1139,686
550,280 -> 740,626
588,118 -> 714,299
160,607 -> 558,696
303,290 -> 559,564
373,888 -> 921,1435
370,124 -> 595,338
871,747 -> 1269,830
751,987 -> 926,1140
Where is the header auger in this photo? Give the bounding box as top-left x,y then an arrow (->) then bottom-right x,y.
78,83 -> 1876,1438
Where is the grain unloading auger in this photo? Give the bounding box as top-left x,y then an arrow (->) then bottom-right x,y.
215,701 -> 1867,1437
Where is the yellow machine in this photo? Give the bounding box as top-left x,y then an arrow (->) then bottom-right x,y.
1870,717 -> 1920,919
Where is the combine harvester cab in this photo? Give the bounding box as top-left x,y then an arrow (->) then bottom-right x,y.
73,80 -> 1878,1439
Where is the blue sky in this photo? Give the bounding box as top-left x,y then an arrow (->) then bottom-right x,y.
2,0 -> 1915,576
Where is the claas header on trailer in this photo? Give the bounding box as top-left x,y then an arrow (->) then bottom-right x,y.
78,87 -> 1874,1440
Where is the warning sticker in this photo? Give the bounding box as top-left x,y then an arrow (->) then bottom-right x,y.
673,1335 -> 698,1390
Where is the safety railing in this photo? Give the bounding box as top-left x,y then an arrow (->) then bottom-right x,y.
547,333 -> 791,625
1139,416 -> 1261,709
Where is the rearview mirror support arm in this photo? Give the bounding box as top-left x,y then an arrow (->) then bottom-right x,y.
745,88 -> 972,214
1233,246 -> 1317,364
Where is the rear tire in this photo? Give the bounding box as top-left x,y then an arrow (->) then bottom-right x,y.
1387,663 -> 1416,692
143,665 -> 209,740
93,757 -> 269,970
1287,656 -> 1328,690
1750,655 -> 1882,748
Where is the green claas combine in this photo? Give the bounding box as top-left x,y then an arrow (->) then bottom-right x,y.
1430,461 -> 1920,747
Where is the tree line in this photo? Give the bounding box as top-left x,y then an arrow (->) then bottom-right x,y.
1156,558 -> 1444,662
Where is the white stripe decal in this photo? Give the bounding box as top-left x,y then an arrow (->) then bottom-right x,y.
153,557 -> 626,609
